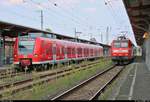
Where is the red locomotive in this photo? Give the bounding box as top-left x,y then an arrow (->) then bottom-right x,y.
13,33 -> 103,71
111,36 -> 135,65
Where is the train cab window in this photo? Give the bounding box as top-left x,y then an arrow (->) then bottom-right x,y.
121,42 -> 128,48
114,42 -> 120,48
19,40 -> 35,54
114,41 -> 128,48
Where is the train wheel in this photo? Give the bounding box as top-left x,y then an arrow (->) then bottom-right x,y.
36,65 -> 42,71
44,64 -> 48,70
117,61 -> 120,65
33,65 -> 38,72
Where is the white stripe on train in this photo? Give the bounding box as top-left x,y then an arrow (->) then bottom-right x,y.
13,56 -> 101,65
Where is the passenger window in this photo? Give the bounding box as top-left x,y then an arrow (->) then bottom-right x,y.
62,47 -> 65,54
60,46 -> 62,54
72,48 -> 75,54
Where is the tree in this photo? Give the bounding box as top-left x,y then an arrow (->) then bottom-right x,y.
45,28 -> 52,33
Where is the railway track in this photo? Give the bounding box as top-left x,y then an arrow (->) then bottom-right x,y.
0,60 -> 103,98
0,60 -> 100,85
0,59 -> 102,80
51,65 -> 124,100
0,68 -> 15,76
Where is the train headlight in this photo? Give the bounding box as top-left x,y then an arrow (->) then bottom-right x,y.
34,54 -> 38,57
122,50 -> 128,53
113,50 -> 119,53
14,55 -> 17,57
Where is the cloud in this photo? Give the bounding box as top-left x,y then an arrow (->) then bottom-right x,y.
9,0 -> 24,5
84,7 -> 97,13
0,0 -> 25,6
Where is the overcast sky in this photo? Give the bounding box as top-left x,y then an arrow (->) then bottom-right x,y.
0,0 -> 137,46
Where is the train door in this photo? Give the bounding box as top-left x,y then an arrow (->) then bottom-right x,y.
47,43 -> 52,60
60,45 -> 65,60
58,42 -> 65,60
64,44 -> 67,61
52,42 -> 56,63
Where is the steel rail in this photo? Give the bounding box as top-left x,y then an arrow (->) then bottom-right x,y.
51,65 -> 118,100
0,60 -> 101,98
0,60 -> 99,89
89,66 -> 125,100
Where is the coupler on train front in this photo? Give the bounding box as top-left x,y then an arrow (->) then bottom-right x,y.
111,56 -> 132,65
15,59 -> 32,72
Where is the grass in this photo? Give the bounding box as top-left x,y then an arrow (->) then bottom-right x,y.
0,60 -> 94,85
2,58 -> 113,100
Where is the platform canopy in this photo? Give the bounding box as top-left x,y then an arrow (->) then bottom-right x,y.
123,0 -> 150,46
0,20 -> 51,37
0,20 -> 110,47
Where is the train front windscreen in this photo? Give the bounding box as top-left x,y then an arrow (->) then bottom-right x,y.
18,32 -> 51,54
113,41 -> 128,48
18,36 -> 35,54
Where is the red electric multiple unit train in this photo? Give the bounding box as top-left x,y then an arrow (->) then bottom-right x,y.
111,36 -> 135,65
13,33 -> 103,71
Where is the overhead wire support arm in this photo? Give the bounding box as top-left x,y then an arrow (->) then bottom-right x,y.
40,10 -> 44,30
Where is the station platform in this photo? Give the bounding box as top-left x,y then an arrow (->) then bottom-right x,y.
0,65 -> 12,70
115,62 -> 150,100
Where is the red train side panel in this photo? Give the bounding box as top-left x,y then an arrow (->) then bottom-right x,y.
13,35 -> 103,70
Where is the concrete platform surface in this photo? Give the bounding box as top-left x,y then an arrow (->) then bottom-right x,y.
0,65 -> 12,70
116,62 -> 150,100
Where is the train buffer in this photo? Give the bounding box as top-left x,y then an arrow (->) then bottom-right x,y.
114,62 -> 150,100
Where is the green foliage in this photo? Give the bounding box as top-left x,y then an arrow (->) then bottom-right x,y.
45,28 -> 52,32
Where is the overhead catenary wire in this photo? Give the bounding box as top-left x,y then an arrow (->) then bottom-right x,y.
48,0 -> 96,30
29,0 -> 103,40
104,0 -> 131,40
30,0 -> 93,33
105,0 -> 130,34
29,0 -> 84,31
11,0 -> 106,40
